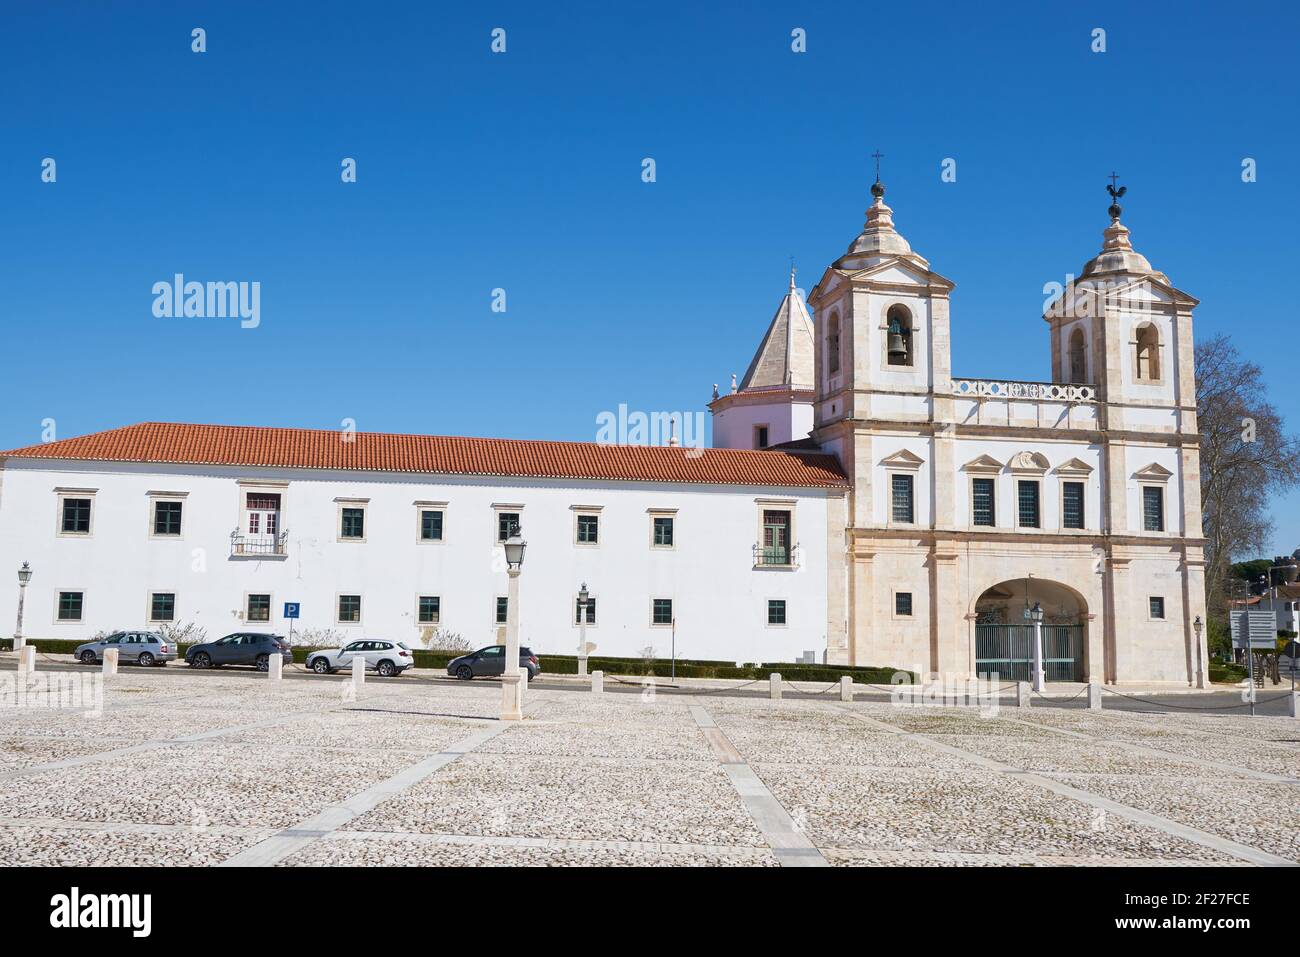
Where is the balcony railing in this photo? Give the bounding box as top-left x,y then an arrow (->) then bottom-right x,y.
230,529 -> 289,557
754,542 -> 800,568
952,378 -> 1096,403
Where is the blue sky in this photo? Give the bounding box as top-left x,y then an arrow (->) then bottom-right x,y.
3,1 -> 1297,554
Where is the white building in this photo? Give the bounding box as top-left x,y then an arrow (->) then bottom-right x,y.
0,176 -> 1210,683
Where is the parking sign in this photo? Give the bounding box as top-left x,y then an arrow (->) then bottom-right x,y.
283,602 -> 300,619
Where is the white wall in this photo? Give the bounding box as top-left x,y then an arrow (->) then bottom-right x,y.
712,398 -> 813,450
0,459 -> 833,665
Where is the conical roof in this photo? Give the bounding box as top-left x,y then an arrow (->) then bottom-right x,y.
738,270 -> 816,391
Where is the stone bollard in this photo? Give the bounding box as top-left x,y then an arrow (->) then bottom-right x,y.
102,647 -> 119,677
1015,681 -> 1031,708
840,675 -> 854,702
17,644 -> 35,674
268,653 -> 283,685
1087,682 -> 1103,711
591,670 -> 603,694
351,656 -> 365,695
1290,690 -> 1299,720
577,655 -> 588,678
769,672 -> 782,702
12,636 -> 25,652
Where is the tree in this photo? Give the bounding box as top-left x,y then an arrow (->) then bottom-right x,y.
1196,334 -> 1300,615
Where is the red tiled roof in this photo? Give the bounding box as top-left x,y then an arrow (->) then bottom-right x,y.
1,422 -> 849,489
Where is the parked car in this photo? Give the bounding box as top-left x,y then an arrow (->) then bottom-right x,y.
305,640 -> 413,677
446,645 -> 540,681
185,632 -> 292,671
74,631 -> 176,667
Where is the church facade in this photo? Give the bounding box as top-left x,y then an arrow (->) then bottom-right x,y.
0,179 -> 1208,685
712,179 -> 1208,686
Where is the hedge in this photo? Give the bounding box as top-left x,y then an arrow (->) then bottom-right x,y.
1,638 -> 909,683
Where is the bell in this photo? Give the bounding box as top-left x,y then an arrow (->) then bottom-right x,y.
888,329 -> 907,361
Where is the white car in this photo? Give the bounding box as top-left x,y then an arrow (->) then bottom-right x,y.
305,640 -> 413,677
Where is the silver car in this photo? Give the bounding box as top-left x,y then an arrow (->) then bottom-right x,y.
305,639 -> 413,677
75,631 -> 177,667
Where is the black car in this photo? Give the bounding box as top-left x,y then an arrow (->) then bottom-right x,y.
447,645 -> 540,681
186,632 -> 292,671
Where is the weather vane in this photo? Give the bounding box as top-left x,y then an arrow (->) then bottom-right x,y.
871,150 -> 885,199
1106,171 -> 1126,218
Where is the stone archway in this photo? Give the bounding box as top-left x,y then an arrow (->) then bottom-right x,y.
972,578 -> 1088,681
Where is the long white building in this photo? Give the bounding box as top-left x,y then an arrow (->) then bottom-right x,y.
0,177 -> 1209,683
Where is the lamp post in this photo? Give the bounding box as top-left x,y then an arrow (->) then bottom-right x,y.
1192,615 -> 1205,690
1024,601 -> 1045,692
500,529 -> 527,721
14,562 -> 32,651
577,582 -> 589,678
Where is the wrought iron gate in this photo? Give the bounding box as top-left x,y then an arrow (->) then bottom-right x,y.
975,624 -> 1084,682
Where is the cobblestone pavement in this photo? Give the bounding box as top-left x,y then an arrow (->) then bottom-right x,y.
0,666 -> 1297,866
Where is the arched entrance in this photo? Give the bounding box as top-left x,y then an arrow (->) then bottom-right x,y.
973,578 -> 1087,682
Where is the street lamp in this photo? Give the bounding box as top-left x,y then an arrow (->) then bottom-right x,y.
500,529 -> 527,721
577,582 -> 590,678
14,561 -> 32,651
1024,600 -> 1045,692
1192,615 -> 1205,689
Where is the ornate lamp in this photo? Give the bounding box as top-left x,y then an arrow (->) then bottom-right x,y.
503,530 -> 526,570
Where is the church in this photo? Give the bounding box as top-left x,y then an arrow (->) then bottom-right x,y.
0,177 -> 1208,685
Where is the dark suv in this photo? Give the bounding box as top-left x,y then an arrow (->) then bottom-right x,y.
446,645 -> 540,681
185,632 -> 292,671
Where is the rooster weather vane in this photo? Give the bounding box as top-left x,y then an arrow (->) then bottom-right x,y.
1106,172 -> 1126,219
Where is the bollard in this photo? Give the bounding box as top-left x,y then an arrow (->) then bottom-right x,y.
840,675 -> 854,702
591,670 -> 604,694
577,655 -> 588,678
12,636 -> 25,652
1015,681 -> 1031,708
102,647 -> 119,677
769,672 -> 782,702
1290,690 -> 1299,720
351,656 -> 366,695
17,645 -> 35,674
1087,682 -> 1102,711
268,653 -> 283,685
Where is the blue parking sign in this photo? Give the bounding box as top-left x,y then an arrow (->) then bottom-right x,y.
283,602 -> 300,619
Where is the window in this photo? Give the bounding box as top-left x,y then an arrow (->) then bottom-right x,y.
152,500 -> 183,536
418,596 -> 441,624
652,515 -> 675,547
57,591 -> 84,622
1062,482 -> 1085,530
149,592 -> 175,622
760,509 -> 792,565
1135,324 -> 1161,381
340,507 -> 365,540
419,509 -> 444,541
827,312 -> 841,375
497,512 -> 521,542
972,478 -> 995,527
495,596 -> 509,624
61,497 -> 92,534
1142,486 -> 1165,532
895,592 -> 913,617
885,304 -> 913,367
337,594 -> 361,623
652,598 -> 673,626
576,513 -> 599,545
891,474 -> 915,524
754,425 -> 770,449
246,593 -> 270,622
574,596 -> 596,625
767,599 -> 786,625
1068,327 -> 1087,383
243,491 -> 282,545
1017,481 -> 1040,528
1149,596 -> 1165,620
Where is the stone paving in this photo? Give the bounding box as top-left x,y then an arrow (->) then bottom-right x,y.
0,665 -> 1297,866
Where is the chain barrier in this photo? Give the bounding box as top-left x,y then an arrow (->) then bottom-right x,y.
1098,686 -> 1294,711
1030,685 -> 1090,702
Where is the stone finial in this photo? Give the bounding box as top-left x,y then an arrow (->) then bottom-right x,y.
730,373 -> 737,394
712,382 -> 719,400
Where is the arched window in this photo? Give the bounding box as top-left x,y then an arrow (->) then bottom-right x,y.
886,304 -> 913,367
827,312 -> 841,375
1068,327 -> 1087,383
1135,323 -> 1160,381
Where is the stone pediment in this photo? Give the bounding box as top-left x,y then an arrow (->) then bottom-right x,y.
1133,462 -> 1174,481
962,454 -> 1004,474
1007,451 -> 1050,473
880,449 -> 925,470
1053,457 -> 1094,476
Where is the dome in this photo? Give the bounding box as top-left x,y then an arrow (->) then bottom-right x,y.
1079,196 -> 1168,283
